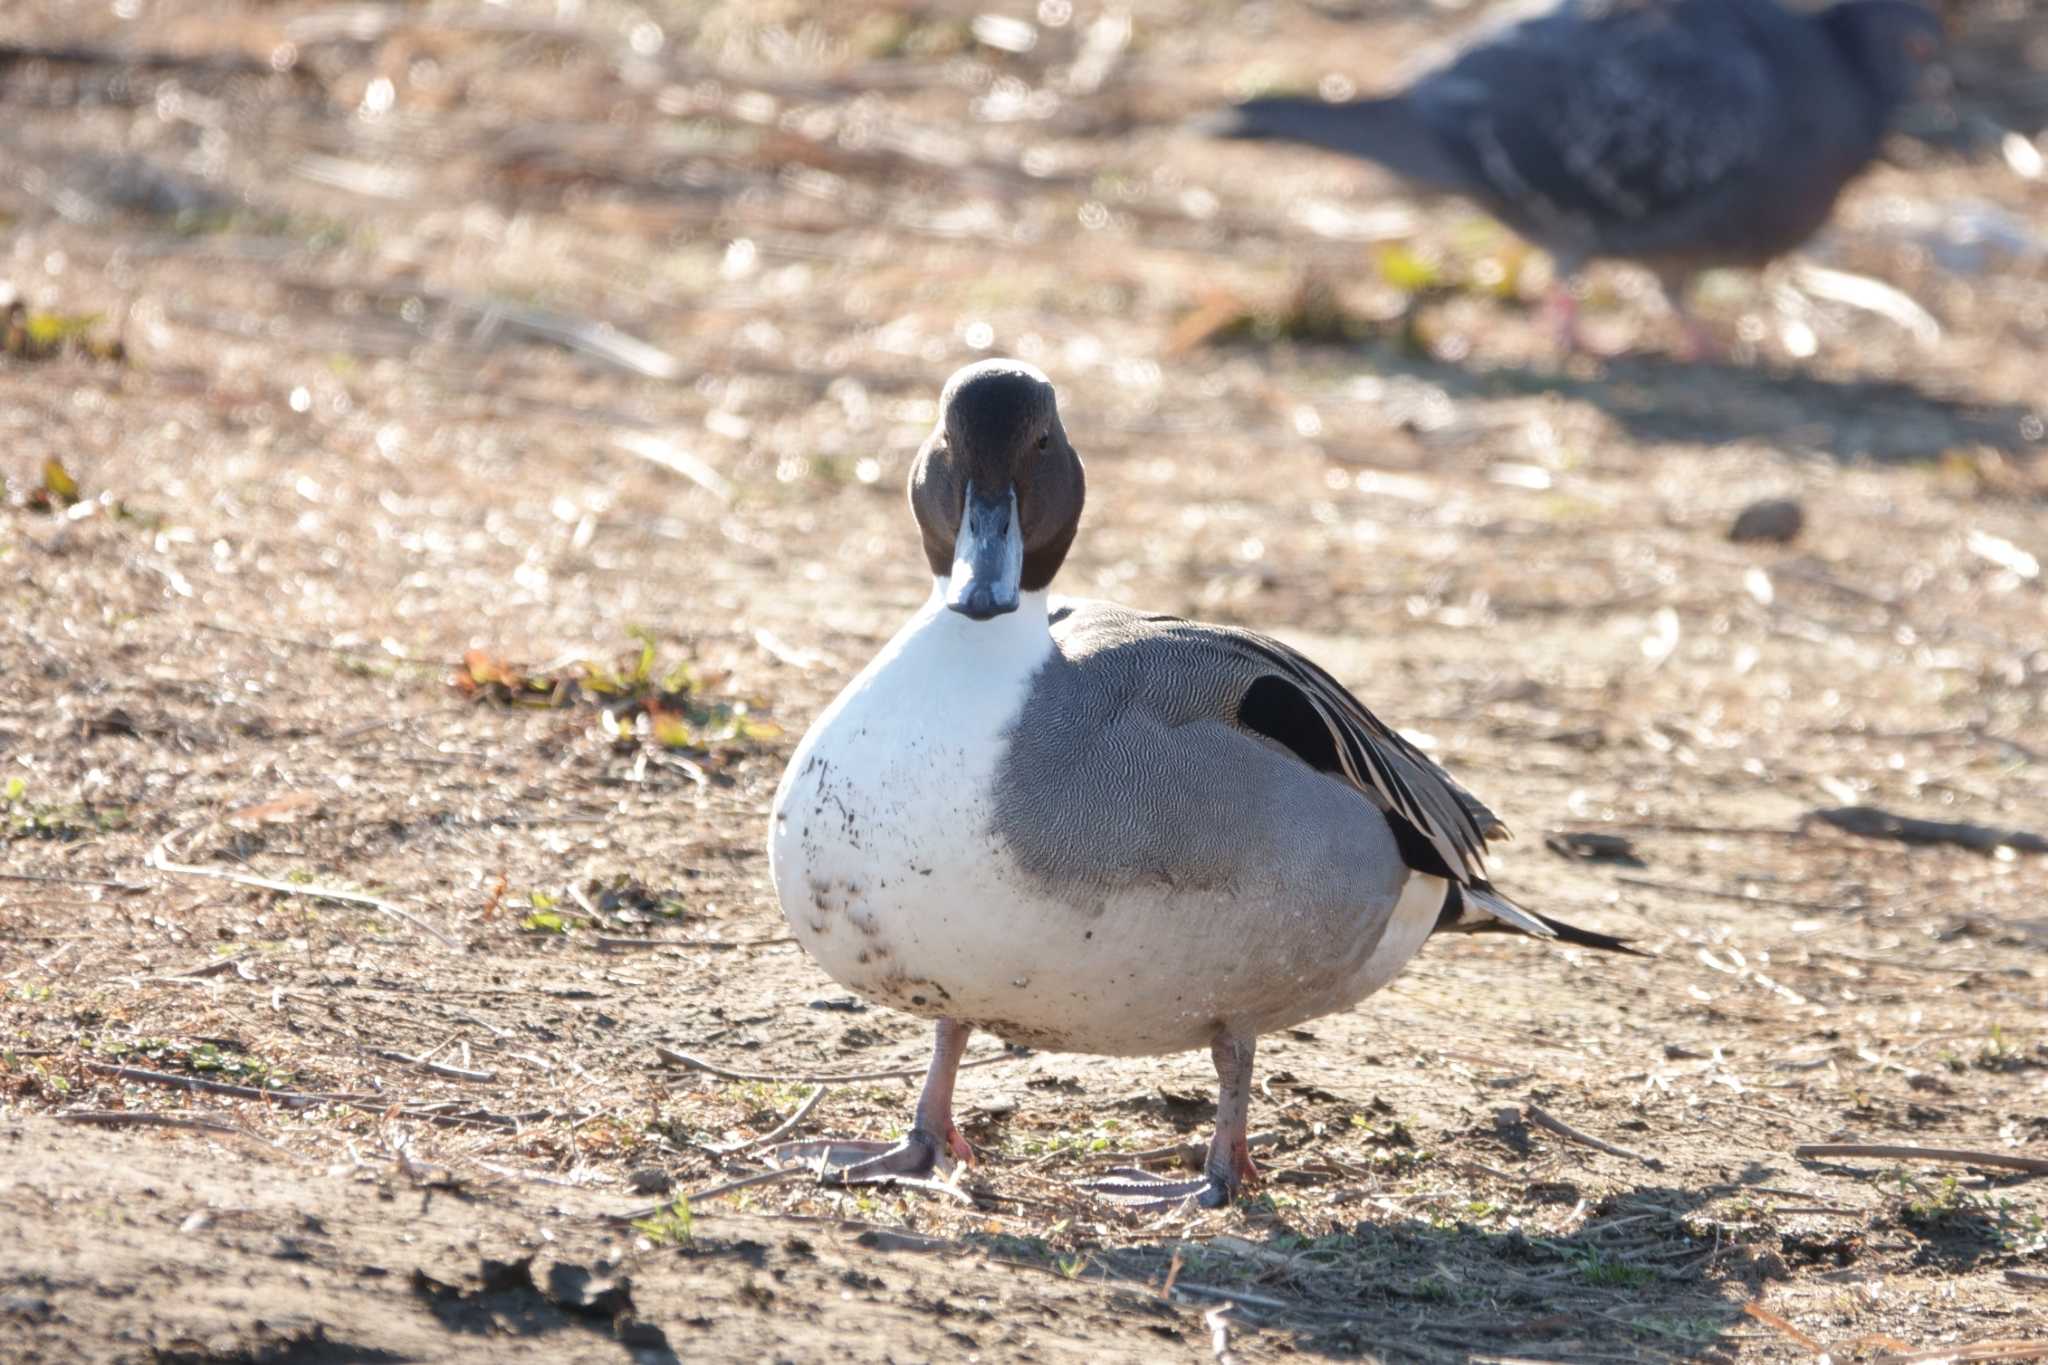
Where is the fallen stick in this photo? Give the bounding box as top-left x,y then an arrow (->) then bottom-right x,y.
1806,805 -> 2048,855
56,1108 -> 303,1157
1522,1102 -> 1664,1170
0,870 -> 151,892
653,1044 -> 1018,1084
1794,1143 -> 2048,1175
146,842 -> 463,951
1873,1342 -> 2048,1365
704,1084 -> 826,1155
2006,1270 -> 2048,1291
1080,1132 -> 1279,1168
1743,1301 -> 1822,1352
58,1108 -> 244,1137
84,1062 -> 534,1128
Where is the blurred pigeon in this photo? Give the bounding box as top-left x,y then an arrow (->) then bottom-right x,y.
1205,0 -> 1944,353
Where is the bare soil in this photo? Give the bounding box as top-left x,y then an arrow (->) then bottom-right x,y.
2,1 -> 2046,1361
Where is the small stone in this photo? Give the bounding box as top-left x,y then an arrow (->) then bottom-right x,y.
1728,497 -> 1804,544
625,1167 -> 673,1195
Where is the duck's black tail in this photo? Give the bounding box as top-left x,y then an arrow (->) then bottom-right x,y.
1435,881 -> 1651,957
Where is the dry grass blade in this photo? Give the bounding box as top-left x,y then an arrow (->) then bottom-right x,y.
467,302 -> 682,380
1205,1305 -> 1244,1365
1744,1301 -> 1823,1351
653,1045 -> 1018,1084
1872,1342 -> 2048,1364
1795,1144 -> 2048,1175
146,840 -> 463,951
613,431 -> 733,502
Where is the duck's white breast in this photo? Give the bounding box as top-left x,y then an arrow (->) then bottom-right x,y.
769,588 -> 1060,1016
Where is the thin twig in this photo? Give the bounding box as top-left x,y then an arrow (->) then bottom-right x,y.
87,1062 -> 353,1107
57,1107 -> 307,1158
1802,947 -> 2016,977
598,936 -> 796,952
1079,1132 -> 1280,1168
1872,1343 -> 2048,1365
1794,1143 -> 2048,1175
146,840 -> 462,951
83,1062 -> 535,1128
1170,1281 -> 1299,1312
608,1166 -> 817,1221
373,1049 -> 497,1083
196,621 -> 446,666
1562,822 -> 1809,842
653,1045 -> 1019,1084
1522,1102 -> 1664,1170
58,1108 -> 241,1138
705,1084 -> 827,1155
0,870 -> 151,892
2006,1270 -> 2048,1290
170,953 -> 255,980
1614,875 -> 1855,913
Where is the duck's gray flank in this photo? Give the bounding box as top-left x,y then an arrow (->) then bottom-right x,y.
994,601 -> 1515,918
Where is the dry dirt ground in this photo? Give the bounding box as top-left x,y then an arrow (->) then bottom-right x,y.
3,1 -> 2047,1361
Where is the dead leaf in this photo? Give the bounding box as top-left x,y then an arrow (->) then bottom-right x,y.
225,791 -> 323,827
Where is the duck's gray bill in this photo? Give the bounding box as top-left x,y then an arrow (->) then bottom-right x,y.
945,482 -> 1023,620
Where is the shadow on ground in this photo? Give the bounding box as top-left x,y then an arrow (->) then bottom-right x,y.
1390,349 -> 2046,465
961,1181 -> 1756,1361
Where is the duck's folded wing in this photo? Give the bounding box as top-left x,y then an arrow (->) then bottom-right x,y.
1223,628 -> 1498,882
1216,627 -> 1639,951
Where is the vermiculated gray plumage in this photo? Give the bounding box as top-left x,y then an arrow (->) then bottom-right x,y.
997,600 -> 1596,946
1207,0 -> 1942,291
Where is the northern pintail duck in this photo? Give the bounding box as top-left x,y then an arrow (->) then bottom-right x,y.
768,359 -> 1637,1206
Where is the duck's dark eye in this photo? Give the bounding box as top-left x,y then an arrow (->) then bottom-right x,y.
1036,433 -> 1050,451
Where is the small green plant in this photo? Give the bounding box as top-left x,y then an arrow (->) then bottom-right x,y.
1,791 -> 128,842
520,890 -> 573,934
1568,1248 -> 1654,1288
1899,1172 -> 1968,1226
631,1197 -> 693,1247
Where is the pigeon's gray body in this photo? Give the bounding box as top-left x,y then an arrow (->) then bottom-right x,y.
1212,0 -> 1941,280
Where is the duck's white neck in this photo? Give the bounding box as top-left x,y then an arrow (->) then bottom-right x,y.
922,580 -> 1052,641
